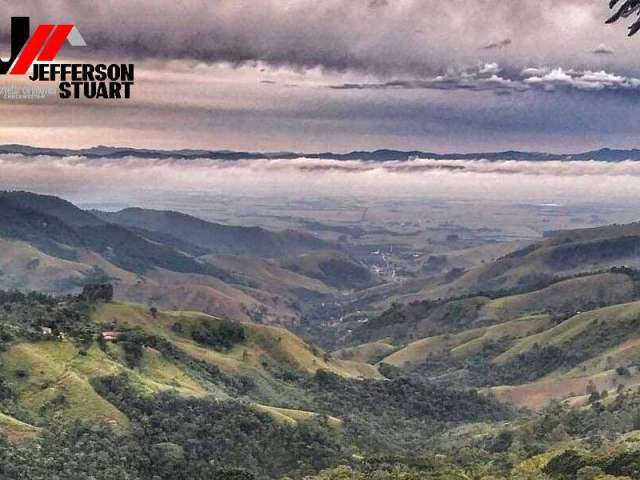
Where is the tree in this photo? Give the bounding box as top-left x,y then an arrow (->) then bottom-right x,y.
150,442 -> 185,477
588,390 -> 601,404
606,0 -> 640,36
80,284 -> 114,302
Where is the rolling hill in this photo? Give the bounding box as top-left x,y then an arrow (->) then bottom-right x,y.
0,293 -> 383,435
0,289 -> 511,479
410,222 -> 640,301
352,271 -> 636,344
4,190 -> 640,478
0,191 -> 360,325
0,191 -> 104,227
333,219 -> 640,411
365,294 -> 640,410
281,249 -> 379,291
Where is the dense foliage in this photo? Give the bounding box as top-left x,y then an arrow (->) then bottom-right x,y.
89,374 -> 345,479
189,318 -> 246,351
294,370 -> 511,453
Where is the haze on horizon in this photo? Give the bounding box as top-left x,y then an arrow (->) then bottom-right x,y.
1,1 -> 640,153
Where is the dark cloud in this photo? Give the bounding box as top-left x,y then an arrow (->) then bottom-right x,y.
0,0 -> 629,77
368,0 -> 389,8
593,43 -> 615,54
1,1 -> 638,153
482,38 -> 512,50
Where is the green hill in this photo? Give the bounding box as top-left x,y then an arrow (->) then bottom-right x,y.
354,271 -> 636,344
0,290 -> 510,479
370,292 -> 640,411
416,222 -> 640,301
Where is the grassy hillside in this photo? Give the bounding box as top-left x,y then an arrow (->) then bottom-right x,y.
0,412 -> 38,443
493,300 -> 640,366
93,303 -> 381,381
490,366 -> 640,410
203,254 -> 334,296
0,192 -> 369,327
354,271 -> 636,345
1,341 -> 130,428
418,223 -> 640,300
0,238 -> 93,293
0,291 -> 513,480
0,293 -> 391,446
334,341 -> 398,364
478,272 -> 634,324
0,233 -> 327,326
382,314 -> 552,368
369,295 -> 640,411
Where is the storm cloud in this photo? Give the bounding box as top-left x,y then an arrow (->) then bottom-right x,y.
0,1 -> 634,76
0,1 -> 639,153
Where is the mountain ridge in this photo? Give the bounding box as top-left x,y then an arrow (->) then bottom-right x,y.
93,207 -> 332,258
4,144 -> 640,161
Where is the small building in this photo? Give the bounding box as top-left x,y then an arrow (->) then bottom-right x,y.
101,331 -> 123,342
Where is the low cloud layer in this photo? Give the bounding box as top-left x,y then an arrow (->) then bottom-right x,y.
2,155 -> 640,206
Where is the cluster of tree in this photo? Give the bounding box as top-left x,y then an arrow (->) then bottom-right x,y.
79,283 -> 114,303
316,257 -> 374,291
304,459 -> 469,480
188,318 -> 246,351
91,373 -> 344,479
292,370 -> 512,454
0,421 -> 258,480
465,344 -> 579,387
0,288 -> 105,349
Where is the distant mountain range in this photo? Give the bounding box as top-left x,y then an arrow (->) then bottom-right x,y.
3,144 -> 640,161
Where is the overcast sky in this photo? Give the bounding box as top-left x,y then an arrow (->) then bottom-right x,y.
1,0 -> 639,153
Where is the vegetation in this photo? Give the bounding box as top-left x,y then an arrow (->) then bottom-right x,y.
190,318 -> 246,351
0,289 -> 513,479
6,192 -> 640,478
